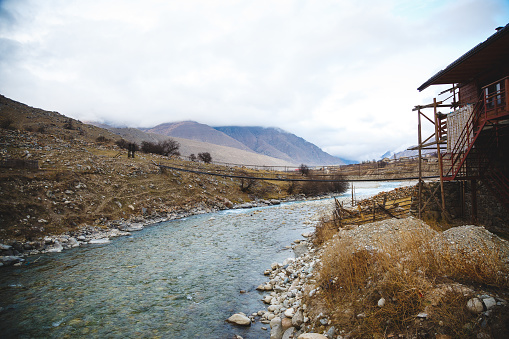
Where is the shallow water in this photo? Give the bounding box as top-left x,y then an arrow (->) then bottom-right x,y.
0,182 -> 407,338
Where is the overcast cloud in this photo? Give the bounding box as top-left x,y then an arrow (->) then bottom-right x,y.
1,0 -> 508,161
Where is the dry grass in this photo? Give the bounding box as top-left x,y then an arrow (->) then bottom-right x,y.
308,219 -> 509,338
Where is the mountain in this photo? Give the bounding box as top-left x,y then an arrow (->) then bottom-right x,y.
88,123 -> 295,167
214,126 -> 345,166
141,121 -> 253,153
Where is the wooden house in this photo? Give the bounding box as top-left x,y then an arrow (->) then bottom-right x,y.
415,24 -> 509,221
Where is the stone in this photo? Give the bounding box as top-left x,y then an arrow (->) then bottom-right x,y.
0,256 -> 24,265
482,297 -> 496,310
270,317 -> 283,339
67,237 -> 79,248
293,243 -> 308,257
0,243 -> 13,251
292,309 -> 304,327
378,297 -> 386,307
297,334 -> 328,339
227,313 -> 251,326
281,317 -> 292,331
326,326 -> 336,338
46,241 -> 63,253
263,295 -> 273,304
89,238 -> 110,244
467,298 -> 484,314
284,308 -> 295,318
282,327 -> 296,339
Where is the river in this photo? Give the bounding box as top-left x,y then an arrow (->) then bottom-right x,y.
0,181 -> 411,338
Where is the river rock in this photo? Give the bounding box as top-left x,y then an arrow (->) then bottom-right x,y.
227,313 -> 251,326
0,256 -> 24,266
292,309 -> 304,327
270,317 -> 283,339
282,327 -> 296,339
281,317 -> 292,331
297,334 -> 328,339
293,243 -> 308,257
46,241 -> 63,253
467,298 -> 484,313
0,243 -> 12,251
482,297 -> 497,310
263,295 -> 273,304
89,238 -> 110,244
67,237 -> 79,248
121,223 -> 144,232
284,308 -> 295,318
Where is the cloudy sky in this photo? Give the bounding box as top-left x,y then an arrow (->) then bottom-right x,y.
1,0 -> 508,161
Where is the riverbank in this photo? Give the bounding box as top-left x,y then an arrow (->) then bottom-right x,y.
0,194 -> 314,267
252,204 -> 509,338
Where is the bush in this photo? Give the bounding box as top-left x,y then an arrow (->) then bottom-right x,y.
141,139 -> 180,156
198,152 -> 212,163
300,173 -> 348,196
298,164 -> 310,176
95,136 -> 110,143
189,154 -> 197,162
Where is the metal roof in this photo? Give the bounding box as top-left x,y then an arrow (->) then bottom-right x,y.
418,24 -> 509,91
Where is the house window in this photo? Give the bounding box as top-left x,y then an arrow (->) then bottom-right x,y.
485,82 -> 502,110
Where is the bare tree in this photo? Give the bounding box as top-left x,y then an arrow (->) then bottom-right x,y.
198,152 -> 212,163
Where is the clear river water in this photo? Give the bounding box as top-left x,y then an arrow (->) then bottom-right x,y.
0,181 -> 409,338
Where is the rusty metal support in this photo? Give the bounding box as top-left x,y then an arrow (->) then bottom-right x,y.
417,107 -> 423,219
434,98 -> 446,213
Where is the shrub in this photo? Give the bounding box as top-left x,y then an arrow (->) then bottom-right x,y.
189,154 -> 197,162
141,139 -> 180,157
298,164 -> 310,176
95,136 -> 110,143
198,152 -> 212,163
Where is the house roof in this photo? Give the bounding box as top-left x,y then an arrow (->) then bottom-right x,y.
418,24 -> 509,91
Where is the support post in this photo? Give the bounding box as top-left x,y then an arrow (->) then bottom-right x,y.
434,98 -> 447,215
417,108 -> 423,219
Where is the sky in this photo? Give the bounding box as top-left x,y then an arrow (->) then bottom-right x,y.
1,0 -> 508,161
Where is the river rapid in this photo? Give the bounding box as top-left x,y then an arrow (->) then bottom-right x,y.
0,181 -> 410,338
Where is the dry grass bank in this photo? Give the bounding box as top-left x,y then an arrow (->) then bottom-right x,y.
306,217 -> 509,338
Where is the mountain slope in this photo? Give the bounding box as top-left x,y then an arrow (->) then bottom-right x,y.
214,126 -> 345,166
89,124 -> 296,167
142,121 -> 254,153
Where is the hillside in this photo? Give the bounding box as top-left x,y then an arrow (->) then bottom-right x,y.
0,95 -> 296,242
215,126 -> 346,166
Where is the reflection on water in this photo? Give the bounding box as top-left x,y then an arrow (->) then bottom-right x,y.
0,182 -> 407,338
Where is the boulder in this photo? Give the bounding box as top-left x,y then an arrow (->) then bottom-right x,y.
227,313 -> 251,326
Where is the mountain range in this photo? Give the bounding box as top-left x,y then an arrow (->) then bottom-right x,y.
139,121 -> 347,166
